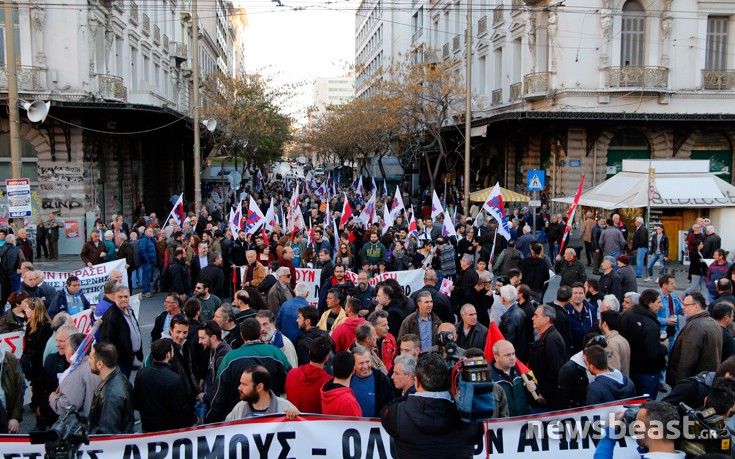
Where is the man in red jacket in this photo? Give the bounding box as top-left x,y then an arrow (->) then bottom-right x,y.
284,336 -> 332,414
331,299 -> 366,352
321,351 -> 362,417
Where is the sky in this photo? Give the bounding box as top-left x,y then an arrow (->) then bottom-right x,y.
236,0 -> 357,125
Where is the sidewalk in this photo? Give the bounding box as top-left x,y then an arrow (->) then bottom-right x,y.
32,254 -> 86,272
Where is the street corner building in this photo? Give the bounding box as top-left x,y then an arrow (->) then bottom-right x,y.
0,0 -> 245,221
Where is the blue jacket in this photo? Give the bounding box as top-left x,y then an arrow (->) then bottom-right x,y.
657,290 -> 684,336
564,301 -> 598,355
586,369 -> 636,406
139,235 -> 156,264
276,296 -> 308,343
48,288 -> 91,318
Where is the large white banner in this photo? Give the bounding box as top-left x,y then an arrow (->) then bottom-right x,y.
41,259 -> 128,304
1,400 -> 643,458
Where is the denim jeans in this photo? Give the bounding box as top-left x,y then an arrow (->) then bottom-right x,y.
630,371 -> 660,399
548,242 -> 558,261
647,253 -> 665,277
635,248 -> 648,277
685,275 -> 711,303
140,263 -> 152,294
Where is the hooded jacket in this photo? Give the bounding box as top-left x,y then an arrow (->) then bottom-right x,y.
586,369 -> 637,405
380,393 -> 484,459
285,364 -> 332,414
320,380 -> 362,416
557,351 -> 592,409
521,256 -> 550,292
330,317 -> 365,353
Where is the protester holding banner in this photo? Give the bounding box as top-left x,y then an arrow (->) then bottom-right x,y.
49,332 -> 101,418
48,276 -> 90,319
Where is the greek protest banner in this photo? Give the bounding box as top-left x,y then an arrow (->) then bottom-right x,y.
41,259 -> 128,304
0,295 -> 140,359
1,400 -> 643,458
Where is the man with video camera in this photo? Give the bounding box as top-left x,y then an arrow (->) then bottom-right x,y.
380,352 -> 484,458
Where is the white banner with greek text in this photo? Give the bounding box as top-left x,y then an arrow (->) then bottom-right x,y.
41,259 -> 128,304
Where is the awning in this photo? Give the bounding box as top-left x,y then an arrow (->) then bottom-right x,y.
552,161 -> 735,209
470,186 -> 531,203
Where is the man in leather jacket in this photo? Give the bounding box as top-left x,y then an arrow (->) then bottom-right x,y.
88,342 -> 135,434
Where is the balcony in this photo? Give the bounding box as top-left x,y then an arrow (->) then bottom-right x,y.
442,43 -> 449,59
493,5 -> 503,26
478,16 -> 487,35
523,71 -> 550,99
453,35 -> 460,52
142,13 -> 150,36
512,0 -> 522,13
153,25 -> 160,44
96,74 -> 127,102
701,69 -> 735,90
510,82 -> 522,100
0,65 -> 43,91
163,34 -> 169,52
171,41 -> 187,62
492,88 -> 503,105
606,66 -> 669,89
129,0 -> 138,24
113,1 -> 124,13
412,28 -> 423,43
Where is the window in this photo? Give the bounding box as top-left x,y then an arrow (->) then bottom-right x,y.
0,134 -> 37,182
494,47 -> 503,89
0,8 -> 20,66
412,7 -> 423,34
620,1 -> 645,66
706,17 -> 728,70
478,55 -> 486,92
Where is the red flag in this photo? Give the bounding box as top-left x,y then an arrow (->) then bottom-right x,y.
340,196 -> 353,226
558,174 -> 585,255
484,322 -> 530,374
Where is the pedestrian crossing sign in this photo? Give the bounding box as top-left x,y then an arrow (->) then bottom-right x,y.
528,170 -> 545,191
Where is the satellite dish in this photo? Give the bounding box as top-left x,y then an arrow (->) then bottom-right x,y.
201,118 -> 217,132
19,99 -> 50,123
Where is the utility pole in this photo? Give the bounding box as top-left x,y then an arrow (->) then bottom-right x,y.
4,1 -> 21,179
192,0 -> 201,216
463,0 -> 472,216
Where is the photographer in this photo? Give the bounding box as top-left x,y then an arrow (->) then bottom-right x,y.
594,400 -> 685,459
317,264 -> 355,315
380,352 -> 484,458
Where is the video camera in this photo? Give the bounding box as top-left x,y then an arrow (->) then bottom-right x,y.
332,282 -> 357,298
620,403 -> 732,457
29,405 -> 89,459
450,357 -> 494,423
437,331 -> 462,363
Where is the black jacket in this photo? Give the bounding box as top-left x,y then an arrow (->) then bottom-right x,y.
557,357 -> 589,409
168,258 -> 191,295
410,285 -> 454,324
203,341 -> 232,406
381,392 -> 483,459
99,305 -> 143,369
384,299 -> 409,339
132,361 -> 196,432
499,304 -> 529,363
528,325 -> 567,410
88,367 -> 135,434
521,256 -> 550,292
546,302 -> 573,355
352,369 -> 396,417
151,311 -> 171,342
452,267 -> 479,313
296,326 -> 331,366
455,322 -> 488,351
198,264 -> 225,298
613,265 -> 637,304
598,270 -> 615,296
632,225 -> 648,250
649,233 -> 669,257
465,288 -> 493,329
621,304 -> 668,374
702,233 -> 722,259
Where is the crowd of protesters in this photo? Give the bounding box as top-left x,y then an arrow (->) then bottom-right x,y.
0,176 -> 734,459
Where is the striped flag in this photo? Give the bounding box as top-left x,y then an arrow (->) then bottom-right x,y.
558,174 -> 585,254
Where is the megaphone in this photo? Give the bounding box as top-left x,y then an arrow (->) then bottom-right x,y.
202,118 -> 217,132
19,99 -> 50,123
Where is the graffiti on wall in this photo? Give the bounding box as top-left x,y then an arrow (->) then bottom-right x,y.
38,166 -> 84,191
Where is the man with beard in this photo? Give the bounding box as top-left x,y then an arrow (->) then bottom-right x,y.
241,250 -> 266,289
225,365 -> 299,420
256,310 -> 298,369
87,342 -> 135,434
158,315 -> 198,414
295,306 -> 331,365
197,320 -> 231,413
354,271 -> 376,313
193,281 -> 221,322
317,264 -> 355,314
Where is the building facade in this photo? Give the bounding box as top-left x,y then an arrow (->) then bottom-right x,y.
363,0 -> 735,214
311,74 -> 355,116
0,0 -> 242,228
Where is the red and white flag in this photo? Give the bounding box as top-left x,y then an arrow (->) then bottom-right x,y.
244,196 -> 266,234
390,186 -> 405,219
558,174 -> 585,254
481,182 -> 511,240
431,190 -> 444,220
340,194 -> 353,227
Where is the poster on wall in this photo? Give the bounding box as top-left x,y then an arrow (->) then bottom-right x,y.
5,178 -> 32,217
65,220 -> 79,238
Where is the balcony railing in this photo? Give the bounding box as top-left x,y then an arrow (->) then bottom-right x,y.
163,34 -> 169,52
443,43 -> 449,58
492,88 -> 503,105
524,71 -> 550,96
510,82 -> 522,100
142,14 -> 150,35
493,5 -> 503,25
701,69 -> 735,90
0,65 -> 42,91
96,74 -> 127,102
129,1 -> 138,24
453,35 -> 460,52
478,16 -> 487,35
606,66 -> 669,89
412,28 -> 423,43
171,41 -> 187,61
153,25 -> 160,43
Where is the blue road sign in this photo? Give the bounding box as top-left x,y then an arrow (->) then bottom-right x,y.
527,170 -> 545,191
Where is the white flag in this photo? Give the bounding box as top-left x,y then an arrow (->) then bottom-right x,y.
431,190 -> 444,221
